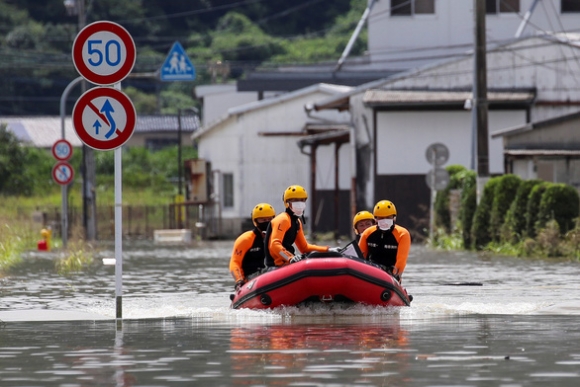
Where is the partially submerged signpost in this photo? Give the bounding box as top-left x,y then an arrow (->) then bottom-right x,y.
71,20 -> 136,320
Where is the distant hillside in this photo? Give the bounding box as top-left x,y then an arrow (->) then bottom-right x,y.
0,0 -> 365,116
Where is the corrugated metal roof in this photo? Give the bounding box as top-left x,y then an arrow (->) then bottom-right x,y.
192,83 -> 353,141
363,89 -> 535,106
505,149 -> 580,157
0,114 -> 200,148
136,115 -> 199,132
492,110 -> 580,138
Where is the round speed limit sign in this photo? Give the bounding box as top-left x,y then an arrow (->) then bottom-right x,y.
72,21 -> 136,85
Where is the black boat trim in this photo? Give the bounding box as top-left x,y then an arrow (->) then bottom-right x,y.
232,262 -> 411,308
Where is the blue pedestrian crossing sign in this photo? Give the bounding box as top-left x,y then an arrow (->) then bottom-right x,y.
160,42 -> 196,81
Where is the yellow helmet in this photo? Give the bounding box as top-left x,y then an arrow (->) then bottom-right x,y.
352,211 -> 374,230
373,200 -> 397,217
251,203 -> 275,227
283,185 -> 308,207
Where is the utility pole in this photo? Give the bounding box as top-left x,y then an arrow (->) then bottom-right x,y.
474,0 -> 489,202
77,0 -> 97,240
64,0 -> 96,240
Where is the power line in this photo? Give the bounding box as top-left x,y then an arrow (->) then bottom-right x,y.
117,0 -> 269,23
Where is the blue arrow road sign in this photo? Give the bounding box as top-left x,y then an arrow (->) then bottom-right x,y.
160,42 -> 196,81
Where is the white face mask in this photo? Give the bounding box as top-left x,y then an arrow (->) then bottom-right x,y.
290,201 -> 306,216
377,218 -> 394,231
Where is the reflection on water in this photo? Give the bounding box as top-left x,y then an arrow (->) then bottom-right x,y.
1,316 -> 580,386
2,242 -> 580,386
229,318 -> 410,386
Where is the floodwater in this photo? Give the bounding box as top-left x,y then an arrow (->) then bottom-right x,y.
1,241 -> 580,386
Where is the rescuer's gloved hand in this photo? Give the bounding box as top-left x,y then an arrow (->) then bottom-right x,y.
289,254 -> 305,264
234,279 -> 245,291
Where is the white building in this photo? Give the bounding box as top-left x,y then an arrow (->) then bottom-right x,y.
368,0 -> 580,70
191,83 -> 352,237
312,34 -> 580,235
192,1 -> 580,238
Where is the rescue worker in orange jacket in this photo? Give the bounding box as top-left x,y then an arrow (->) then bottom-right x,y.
358,200 -> 411,281
352,210 -> 375,242
264,185 -> 330,267
230,203 -> 275,290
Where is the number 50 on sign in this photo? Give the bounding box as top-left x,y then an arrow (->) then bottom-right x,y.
72,21 -> 136,85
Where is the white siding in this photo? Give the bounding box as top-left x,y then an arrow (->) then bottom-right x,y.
376,110 -> 526,175
197,87 -> 351,227
368,0 -> 580,70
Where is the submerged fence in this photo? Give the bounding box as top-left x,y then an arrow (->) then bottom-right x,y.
21,202 -> 221,240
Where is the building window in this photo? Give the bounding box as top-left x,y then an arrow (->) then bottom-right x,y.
562,0 -> 580,13
486,0 -> 520,13
391,0 -> 435,16
223,173 -> 234,208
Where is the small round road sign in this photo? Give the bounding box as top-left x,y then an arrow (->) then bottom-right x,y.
52,139 -> 73,161
52,161 -> 74,186
425,168 -> 450,191
72,87 -> 136,151
72,21 -> 136,85
425,143 -> 449,166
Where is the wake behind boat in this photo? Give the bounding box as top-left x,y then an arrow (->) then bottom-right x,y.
230,249 -> 412,310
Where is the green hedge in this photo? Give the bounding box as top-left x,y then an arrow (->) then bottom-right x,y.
489,174 -> 521,242
537,183 -> 580,235
471,176 -> 501,250
526,182 -> 550,238
503,179 -> 543,242
459,170 -> 477,248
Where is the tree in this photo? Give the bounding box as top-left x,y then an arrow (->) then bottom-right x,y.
0,124 -> 29,195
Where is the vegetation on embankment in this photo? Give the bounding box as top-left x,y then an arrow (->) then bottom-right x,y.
432,165 -> 580,260
1,124 -> 197,273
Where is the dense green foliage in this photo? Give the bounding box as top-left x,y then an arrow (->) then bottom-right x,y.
470,176 -> 500,250
537,183 -> 580,235
459,170 -> 477,248
0,0 -> 361,115
525,182 -> 549,238
502,179 -> 543,242
489,174 -> 521,242
435,173 -> 580,259
0,125 -> 197,197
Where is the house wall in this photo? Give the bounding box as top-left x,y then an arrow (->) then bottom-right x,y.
371,109 -> 526,237
505,117 -> 580,149
376,110 -> 525,175
195,84 -> 282,128
125,131 -> 193,148
201,90 -> 259,128
196,90 -> 351,237
368,0 -> 580,70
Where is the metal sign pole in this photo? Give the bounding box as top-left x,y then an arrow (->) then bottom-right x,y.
429,149 -> 436,240
114,83 -> 123,320
59,76 -> 83,248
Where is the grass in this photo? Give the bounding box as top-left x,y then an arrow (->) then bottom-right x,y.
1,185 -> 177,274
431,219 -> 580,261
0,222 -> 36,273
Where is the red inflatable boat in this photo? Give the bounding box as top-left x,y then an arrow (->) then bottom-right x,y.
230,251 -> 412,309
